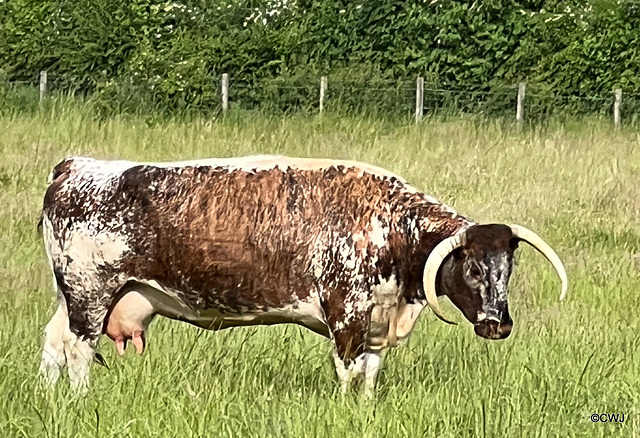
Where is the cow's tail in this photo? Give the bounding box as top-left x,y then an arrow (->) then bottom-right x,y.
38,157 -> 75,235
37,213 -> 44,235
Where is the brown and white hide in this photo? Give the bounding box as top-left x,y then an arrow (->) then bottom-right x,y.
39,155 -> 472,392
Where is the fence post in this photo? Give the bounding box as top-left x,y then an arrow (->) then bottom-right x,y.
39,70 -> 47,101
221,73 -> 229,112
614,89 -> 622,129
415,76 -> 424,123
516,82 -> 526,125
319,76 -> 327,114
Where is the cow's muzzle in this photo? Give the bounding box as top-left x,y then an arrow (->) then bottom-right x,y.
474,314 -> 513,340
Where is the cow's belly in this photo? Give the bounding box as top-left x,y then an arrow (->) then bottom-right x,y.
189,303 -> 329,336
104,280 -> 328,355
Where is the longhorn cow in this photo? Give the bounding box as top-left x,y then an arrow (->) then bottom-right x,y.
38,155 -> 567,393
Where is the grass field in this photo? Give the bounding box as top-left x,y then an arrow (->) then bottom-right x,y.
0,102 -> 639,437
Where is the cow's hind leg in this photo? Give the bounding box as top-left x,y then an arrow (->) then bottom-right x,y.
63,332 -> 98,391
64,301 -> 107,391
40,294 -> 101,391
53,273 -> 115,391
39,289 -> 104,391
39,299 -> 69,386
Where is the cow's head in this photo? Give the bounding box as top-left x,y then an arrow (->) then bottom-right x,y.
423,224 -> 567,339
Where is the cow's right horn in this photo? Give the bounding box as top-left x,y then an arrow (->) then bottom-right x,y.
422,231 -> 467,325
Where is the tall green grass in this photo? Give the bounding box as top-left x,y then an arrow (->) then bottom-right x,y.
0,102 -> 638,437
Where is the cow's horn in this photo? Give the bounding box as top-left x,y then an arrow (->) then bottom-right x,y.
422,231 -> 467,325
509,224 -> 568,301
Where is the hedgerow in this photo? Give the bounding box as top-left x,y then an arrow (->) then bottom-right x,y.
1,0 -> 638,114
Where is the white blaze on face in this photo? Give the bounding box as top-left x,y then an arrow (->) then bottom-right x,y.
470,252 -> 513,319
486,253 -> 512,304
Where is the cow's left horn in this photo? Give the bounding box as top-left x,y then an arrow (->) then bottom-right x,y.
422,232 -> 467,325
510,224 -> 568,301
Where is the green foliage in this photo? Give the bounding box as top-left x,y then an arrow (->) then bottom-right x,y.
1,0 -> 639,115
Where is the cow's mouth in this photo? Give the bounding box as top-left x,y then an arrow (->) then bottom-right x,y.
474,319 -> 512,340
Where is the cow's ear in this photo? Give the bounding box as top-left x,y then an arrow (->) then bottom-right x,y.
509,238 -> 520,251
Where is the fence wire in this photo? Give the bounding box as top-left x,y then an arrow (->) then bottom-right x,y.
2,75 -> 635,122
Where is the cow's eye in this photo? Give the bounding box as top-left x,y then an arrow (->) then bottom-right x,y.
469,265 -> 484,281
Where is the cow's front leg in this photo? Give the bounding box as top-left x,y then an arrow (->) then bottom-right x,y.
332,350 -> 364,393
325,307 -> 367,393
362,349 -> 386,397
325,302 -> 375,394
332,349 -> 386,396
323,285 -> 389,395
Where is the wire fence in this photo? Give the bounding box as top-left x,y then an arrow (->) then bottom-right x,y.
3,71 -> 639,125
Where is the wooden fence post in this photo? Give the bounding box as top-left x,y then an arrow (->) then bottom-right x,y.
516,82 -> 526,125
319,76 -> 327,114
415,77 -> 424,122
614,89 -> 622,129
39,70 -> 47,101
221,73 -> 229,112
